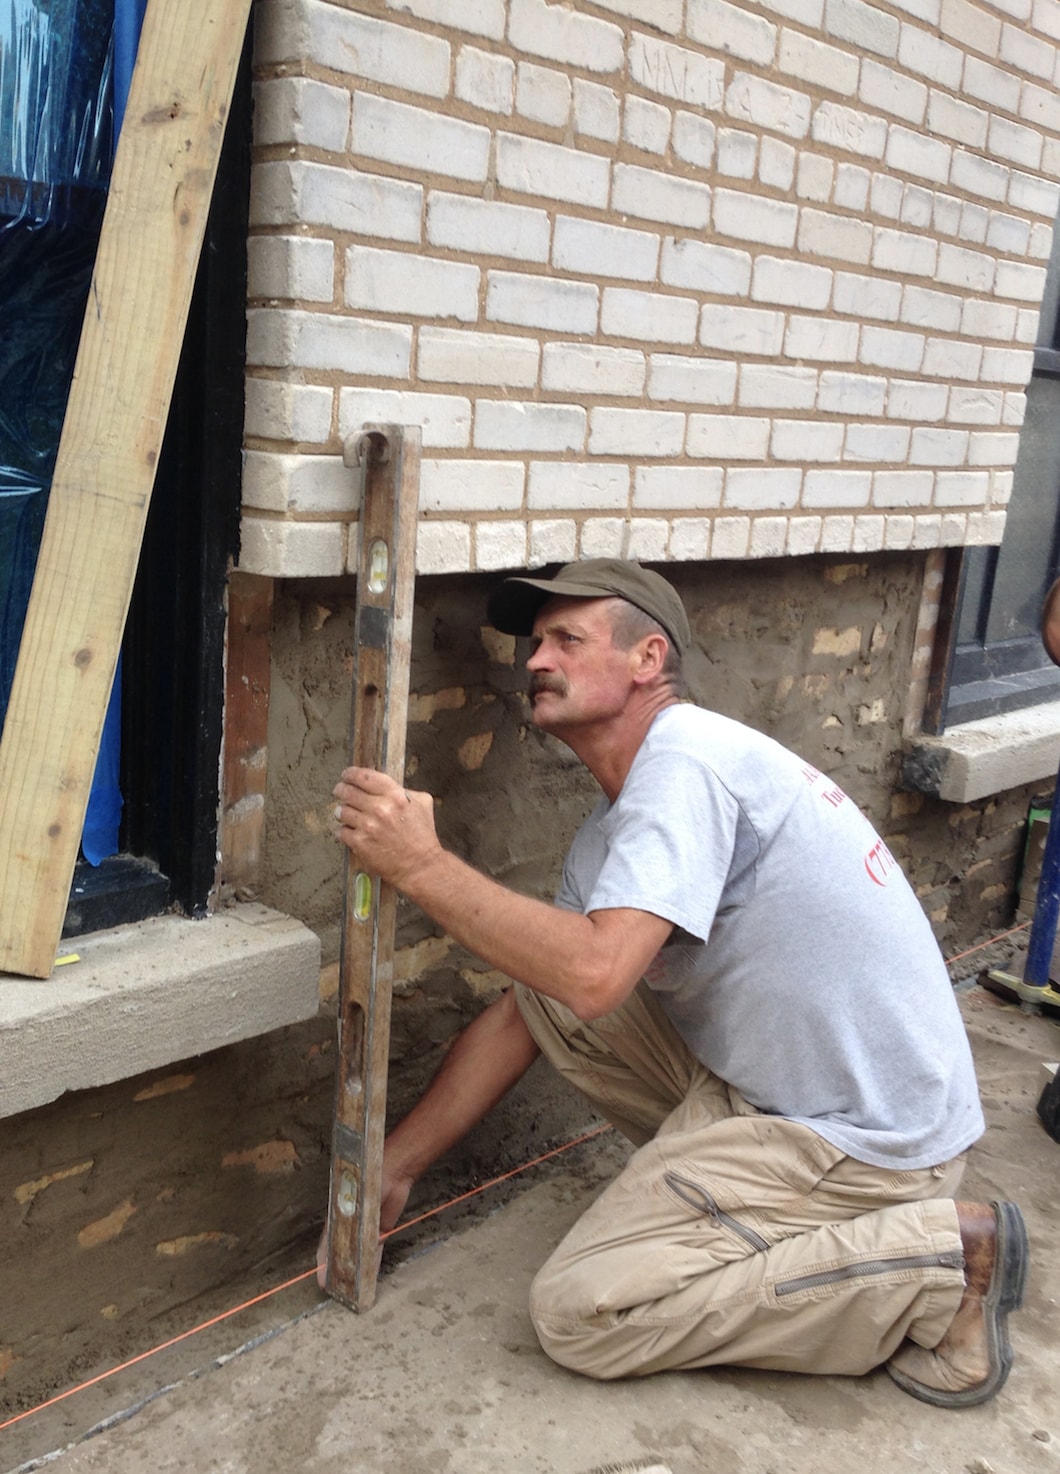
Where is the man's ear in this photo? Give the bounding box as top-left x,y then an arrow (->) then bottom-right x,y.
632,633 -> 669,682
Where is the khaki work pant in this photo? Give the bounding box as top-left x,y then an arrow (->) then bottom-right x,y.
515,982 -> 968,1382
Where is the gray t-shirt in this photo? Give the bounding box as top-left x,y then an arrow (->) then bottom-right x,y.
556,704 -> 985,1170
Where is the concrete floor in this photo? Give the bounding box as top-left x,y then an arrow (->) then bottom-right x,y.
4,984 -> 1059,1474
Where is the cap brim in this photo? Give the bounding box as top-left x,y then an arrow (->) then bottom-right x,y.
486,575 -> 566,637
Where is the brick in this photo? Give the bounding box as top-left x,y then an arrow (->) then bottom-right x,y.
936,242 -> 995,292
579,517 -> 628,558
900,183 -> 934,230
759,137 -> 797,190
725,466 -> 803,508
900,284 -> 962,332
553,217 -> 660,282
700,302 -> 785,356
246,308 -> 412,378
239,516 -> 345,579
860,325 -> 926,372
248,237 -> 334,303
852,513 -> 886,551
834,163 -> 871,210
487,271 -> 598,333
527,461 -> 629,509
964,509 -> 1007,544
771,418 -> 844,460
910,427 -> 969,465
626,519 -> 670,561
712,515 -> 752,557
927,91 -> 988,150
507,0 -> 625,72
844,423 -> 911,460
826,0 -> 899,54
277,2 -> 451,98
886,126 -> 952,185
739,364 -> 818,409
717,129 -> 759,180
784,316 -> 860,361
589,407 -> 685,456
385,0 -> 506,39
574,79 -> 621,141
427,191 -> 550,263
910,515 -> 943,549
944,389 -> 1002,426
1019,81 -> 1060,135
1007,171 -> 1060,218
601,287 -> 699,343
939,512 -> 968,543
475,400 -> 586,452
897,25 -> 962,87
934,193 -> 963,236
950,150 -> 1009,204
787,516 -> 823,554
669,517 -> 713,558
353,93 -> 490,183
886,0 -> 940,20
959,299 -> 1017,340
871,226 -> 937,277
673,111 -> 717,169
882,514 -> 915,549
648,354 -> 738,404
803,468 -> 872,505
812,101 -> 889,157
988,116 -> 1044,172
995,261 -> 1049,302
968,430 -> 1022,465
687,413 -> 770,458
797,153 -> 834,202
634,465 -> 724,508
612,163 -> 712,228
242,452 -> 353,514
456,46 -> 515,115
934,470 -> 991,505
1016,308 -> 1040,343
962,56 -> 1020,113
579,0 -> 683,29
623,96 -> 672,154
338,388 -> 471,449
542,343 -> 646,397
253,77 -> 349,151
1002,390 -> 1027,426
939,0 -> 1001,51
250,162 -> 422,242
873,470 -> 934,506
922,336 -> 982,379
243,377 -> 333,445
817,371 -> 887,415
529,519 -> 577,563
420,458 -> 524,512
497,133 -> 610,207
687,0 -> 778,64
870,170 -> 904,218
344,246 -> 480,322
777,29 -> 859,94
416,521 -> 473,574
712,189 -> 798,247
858,59 -> 927,124
475,520 -> 529,571
887,379 -> 949,419
957,201 -> 989,244
797,208 -> 873,265
749,516 -> 789,557
629,33 -> 726,108
1029,221 -> 1054,258
833,271 -> 902,322
1000,21 -> 1056,79
661,237 -> 752,296
516,61 -> 571,126
752,255 -> 832,308
984,211 -> 1030,257
727,73 -> 812,141
1035,0 -> 1060,39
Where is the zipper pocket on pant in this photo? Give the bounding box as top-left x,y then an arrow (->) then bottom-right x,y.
664,1171 -> 771,1252
775,1251 -> 965,1297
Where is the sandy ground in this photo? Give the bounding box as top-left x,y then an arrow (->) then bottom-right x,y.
3,983 -> 1059,1474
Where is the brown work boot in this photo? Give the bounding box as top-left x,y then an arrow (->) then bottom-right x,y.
886,1200 -> 1028,1408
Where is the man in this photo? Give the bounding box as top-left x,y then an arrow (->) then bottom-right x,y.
329,558 -> 1027,1408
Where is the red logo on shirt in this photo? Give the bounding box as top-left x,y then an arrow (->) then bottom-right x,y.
865,839 -> 897,886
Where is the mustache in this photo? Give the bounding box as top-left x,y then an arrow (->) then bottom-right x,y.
529,674 -> 568,699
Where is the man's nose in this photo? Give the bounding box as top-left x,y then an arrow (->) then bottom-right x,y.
526,642 -> 549,670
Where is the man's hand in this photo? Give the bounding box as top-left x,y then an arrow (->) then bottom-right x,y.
332,767 -> 440,890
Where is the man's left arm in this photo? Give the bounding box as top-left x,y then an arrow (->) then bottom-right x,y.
332,766 -> 671,1020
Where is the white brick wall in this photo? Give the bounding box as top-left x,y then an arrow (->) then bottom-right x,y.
241,0 -> 1060,577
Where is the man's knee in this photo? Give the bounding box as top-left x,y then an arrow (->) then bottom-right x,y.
528,1261 -> 625,1380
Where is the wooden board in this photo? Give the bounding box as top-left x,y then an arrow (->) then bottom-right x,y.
0,0 -> 253,978
325,424 -> 420,1311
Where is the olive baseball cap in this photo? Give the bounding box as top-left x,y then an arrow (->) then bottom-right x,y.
487,558 -> 691,656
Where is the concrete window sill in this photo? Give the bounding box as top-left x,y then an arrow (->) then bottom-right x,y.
0,903 -> 321,1120
903,699 -> 1060,804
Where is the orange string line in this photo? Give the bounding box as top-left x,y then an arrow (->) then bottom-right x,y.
1,920 -> 1029,1437
0,1123 -> 610,1435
